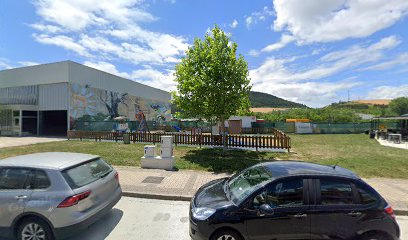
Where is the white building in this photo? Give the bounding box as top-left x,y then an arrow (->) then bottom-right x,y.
0,61 -> 171,136
225,116 -> 257,128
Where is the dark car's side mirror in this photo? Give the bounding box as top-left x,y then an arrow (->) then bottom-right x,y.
258,204 -> 274,216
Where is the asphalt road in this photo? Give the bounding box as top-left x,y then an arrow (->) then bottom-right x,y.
68,197 -> 408,240
68,197 -> 191,240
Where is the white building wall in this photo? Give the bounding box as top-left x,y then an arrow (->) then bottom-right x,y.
0,61 -> 170,104
38,83 -> 69,110
0,61 -> 69,88
68,62 -> 170,102
225,116 -> 257,128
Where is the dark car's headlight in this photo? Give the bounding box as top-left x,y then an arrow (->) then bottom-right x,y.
191,207 -> 216,221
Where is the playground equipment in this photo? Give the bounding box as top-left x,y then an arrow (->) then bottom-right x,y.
113,116 -> 129,133
135,111 -> 150,133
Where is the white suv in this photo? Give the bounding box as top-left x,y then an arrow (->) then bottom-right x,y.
0,152 -> 122,240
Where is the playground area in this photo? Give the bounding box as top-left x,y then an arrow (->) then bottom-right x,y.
370,115 -> 408,147
70,117 -> 292,152
71,118 -> 378,135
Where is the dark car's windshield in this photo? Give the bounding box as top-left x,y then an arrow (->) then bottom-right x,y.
227,165 -> 272,204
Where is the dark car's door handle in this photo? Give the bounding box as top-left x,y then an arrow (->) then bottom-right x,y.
15,195 -> 28,199
292,213 -> 307,218
347,211 -> 362,217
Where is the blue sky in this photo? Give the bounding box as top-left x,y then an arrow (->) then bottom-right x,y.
0,0 -> 407,107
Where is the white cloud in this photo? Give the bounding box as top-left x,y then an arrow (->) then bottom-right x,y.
83,61 -> 175,91
249,36 -> 401,106
360,53 -> 408,71
130,67 -> 176,91
0,59 -> 13,70
18,61 -> 40,67
245,17 -> 253,28
230,19 -> 238,29
252,80 -> 361,107
33,34 -> 91,57
273,0 -> 408,43
246,6 -> 274,28
83,61 -> 130,78
30,0 -> 188,66
29,23 -> 62,33
366,85 -> 408,99
248,50 -> 260,57
33,0 -> 156,32
0,59 -> 41,70
252,36 -> 400,85
261,34 -> 295,52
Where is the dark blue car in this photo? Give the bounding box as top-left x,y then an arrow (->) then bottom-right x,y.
189,161 -> 400,240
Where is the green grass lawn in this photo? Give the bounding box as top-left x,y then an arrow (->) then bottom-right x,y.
0,134 -> 407,178
289,134 -> 408,178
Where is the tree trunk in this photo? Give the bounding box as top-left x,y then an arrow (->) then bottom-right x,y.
221,118 -> 227,153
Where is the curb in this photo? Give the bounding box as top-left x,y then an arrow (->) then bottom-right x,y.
122,191 -> 192,202
122,191 -> 408,216
394,209 -> 408,216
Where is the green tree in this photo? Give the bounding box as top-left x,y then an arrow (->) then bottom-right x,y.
389,97 -> 408,116
172,25 -> 251,151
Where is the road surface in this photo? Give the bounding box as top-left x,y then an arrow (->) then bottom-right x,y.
68,197 -> 408,240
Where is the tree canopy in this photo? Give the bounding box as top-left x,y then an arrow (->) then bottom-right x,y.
389,97 -> 408,116
172,26 -> 251,122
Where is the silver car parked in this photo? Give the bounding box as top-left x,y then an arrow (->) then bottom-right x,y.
0,152 -> 122,240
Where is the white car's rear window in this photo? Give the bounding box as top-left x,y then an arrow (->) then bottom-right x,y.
62,158 -> 112,189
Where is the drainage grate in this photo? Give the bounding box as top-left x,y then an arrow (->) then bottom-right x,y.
142,176 -> 165,184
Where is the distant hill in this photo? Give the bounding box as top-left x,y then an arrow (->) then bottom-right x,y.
249,91 -> 307,108
326,100 -> 390,109
352,99 -> 391,106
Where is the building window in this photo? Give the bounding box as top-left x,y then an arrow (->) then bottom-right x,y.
14,118 -> 20,126
0,109 -> 12,131
0,86 -> 38,105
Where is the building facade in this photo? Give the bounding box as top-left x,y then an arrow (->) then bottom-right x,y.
0,61 -> 171,136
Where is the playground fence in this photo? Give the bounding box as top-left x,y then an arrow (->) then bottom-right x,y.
67,129 -> 291,151
72,120 -> 386,135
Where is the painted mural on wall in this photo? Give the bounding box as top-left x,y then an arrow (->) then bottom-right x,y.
69,83 -> 171,128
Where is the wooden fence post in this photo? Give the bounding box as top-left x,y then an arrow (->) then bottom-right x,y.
256,135 -> 259,152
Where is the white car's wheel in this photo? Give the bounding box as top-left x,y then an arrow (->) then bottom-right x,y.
17,217 -> 54,240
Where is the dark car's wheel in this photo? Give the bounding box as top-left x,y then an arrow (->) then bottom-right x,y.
211,229 -> 243,240
360,232 -> 391,240
17,217 -> 54,240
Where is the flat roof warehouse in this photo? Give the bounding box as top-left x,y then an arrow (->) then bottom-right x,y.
0,61 -> 171,136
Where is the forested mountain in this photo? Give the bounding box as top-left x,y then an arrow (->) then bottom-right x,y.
250,91 -> 307,108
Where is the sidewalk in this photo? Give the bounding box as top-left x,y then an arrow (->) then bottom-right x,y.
365,178 -> 408,215
117,166 -> 229,201
376,138 -> 408,150
116,166 -> 408,215
0,136 -> 65,148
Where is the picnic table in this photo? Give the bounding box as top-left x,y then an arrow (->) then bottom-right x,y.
388,133 -> 402,144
